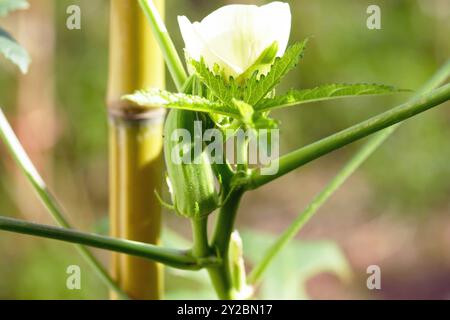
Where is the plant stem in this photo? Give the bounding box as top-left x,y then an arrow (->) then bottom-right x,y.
0,216 -> 218,270
212,189 -> 245,261
108,0 -> 166,300
247,59 -> 450,285
191,217 -> 210,258
249,82 -> 450,189
139,0 -> 188,91
0,108 -> 127,299
417,60 -> 450,96
207,133 -> 250,299
207,188 -> 245,300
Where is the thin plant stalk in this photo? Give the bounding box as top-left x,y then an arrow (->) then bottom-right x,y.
207,138 -> 249,299
0,108 -> 127,299
0,216 -> 220,270
138,0 -> 187,91
248,59 -> 450,284
207,188 -> 245,300
107,0 -> 166,300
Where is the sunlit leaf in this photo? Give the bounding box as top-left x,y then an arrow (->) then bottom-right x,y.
190,58 -> 242,107
191,40 -> 308,110
257,83 -> 408,112
123,88 -> 240,117
243,39 -> 308,106
232,99 -> 254,124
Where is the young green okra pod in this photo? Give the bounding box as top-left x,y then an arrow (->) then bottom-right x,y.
164,109 -> 218,218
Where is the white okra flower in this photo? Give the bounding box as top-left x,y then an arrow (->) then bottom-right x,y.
178,2 -> 291,79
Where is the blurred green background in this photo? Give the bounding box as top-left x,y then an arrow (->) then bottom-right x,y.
0,0 -> 449,299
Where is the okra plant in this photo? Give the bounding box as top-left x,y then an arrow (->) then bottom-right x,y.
0,0 -> 449,300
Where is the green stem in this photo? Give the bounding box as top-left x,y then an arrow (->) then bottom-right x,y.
249,82 -> 450,189
191,217 -> 210,258
417,60 -> 450,97
247,59 -> 450,285
138,0 -> 188,91
212,189 -> 244,262
208,188 -> 244,300
0,108 -> 128,299
0,216 -> 218,270
207,133 -> 249,299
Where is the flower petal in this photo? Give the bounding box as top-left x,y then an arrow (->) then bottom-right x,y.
178,2 -> 292,78
177,16 -> 202,61
178,15 -> 242,77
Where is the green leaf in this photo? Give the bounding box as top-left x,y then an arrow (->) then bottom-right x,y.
242,230 -> 351,299
190,40 -> 308,112
0,28 -> 30,73
236,41 -> 278,83
257,83 -> 408,112
123,88 -> 240,117
0,0 -> 28,17
190,58 -> 242,107
232,99 -> 254,124
243,39 -> 308,107
231,99 -> 279,131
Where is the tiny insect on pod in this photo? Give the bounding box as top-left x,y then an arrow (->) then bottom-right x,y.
163,108 -> 219,218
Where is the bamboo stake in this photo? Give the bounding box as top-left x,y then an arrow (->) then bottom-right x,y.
107,0 -> 165,300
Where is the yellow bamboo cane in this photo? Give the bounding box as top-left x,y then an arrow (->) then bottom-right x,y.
107,0 -> 165,300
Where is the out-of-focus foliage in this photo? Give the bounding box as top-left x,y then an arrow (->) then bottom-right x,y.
0,0 -> 29,17
0,28 -> 30,73
0,0 -> 30,72
0,234 -> 107,299
242,230 -> 351,299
